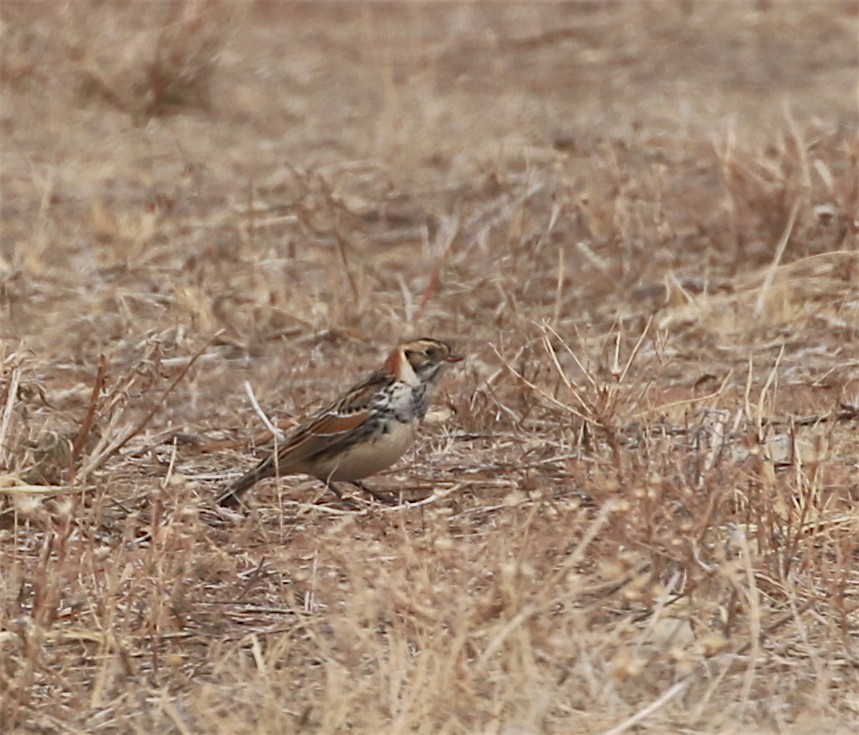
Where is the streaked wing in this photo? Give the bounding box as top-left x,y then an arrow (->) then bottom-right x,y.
272,406 -> 372,466
216,371 -> 392,506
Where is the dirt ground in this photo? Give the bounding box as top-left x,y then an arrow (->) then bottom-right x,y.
1,2 -> 858,733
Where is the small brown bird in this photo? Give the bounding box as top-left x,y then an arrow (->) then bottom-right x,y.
215,337 -> 463,508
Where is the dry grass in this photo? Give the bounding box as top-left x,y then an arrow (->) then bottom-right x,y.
2,1 -> 859,733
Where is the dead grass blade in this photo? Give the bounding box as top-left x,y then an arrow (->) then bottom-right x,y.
70,353 -> 108,470
0,364 -> 22,469
754,198 -> 801,317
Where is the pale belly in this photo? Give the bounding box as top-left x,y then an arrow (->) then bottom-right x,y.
307,420 -> 417,482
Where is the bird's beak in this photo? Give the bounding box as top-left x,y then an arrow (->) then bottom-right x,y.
446,350 -> 464,363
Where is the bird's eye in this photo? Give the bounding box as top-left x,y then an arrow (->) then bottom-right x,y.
426,347 -> 441,359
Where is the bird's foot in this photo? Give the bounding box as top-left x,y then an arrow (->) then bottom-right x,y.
349,481 -> 399,506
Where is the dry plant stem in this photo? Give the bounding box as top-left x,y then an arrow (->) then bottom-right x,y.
733,528 -> 763,706
743,353 -> 756,430
631,372 -> 734,422
493,344 -> 591,423
243,380 -> 286,442
552,244 -> 565,326
80,332 -> 222,480
397,274 -> 415,323
754,345 -> 785,440
546,324 -> 599,390
783,103 -> 811,193
543,319 -> 652,393
70,353 -> 108,471
614,318 -> 652,384
538,322 -> 651,479
0,483 -> 71,496
754,199 -> 801,317
316,171 -> 360,301
245,179 -> 256,249
600,680 -> 690,735
333,229 -> 360,303
160,437 -> 179,490
714,122 -> 740,256
0,366 -> 22,468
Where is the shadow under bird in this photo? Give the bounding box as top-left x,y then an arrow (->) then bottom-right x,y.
215,337 -> 463,508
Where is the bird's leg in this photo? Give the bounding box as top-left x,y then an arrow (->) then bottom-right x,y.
321,480 -> 360,509
350,480 -> 398,506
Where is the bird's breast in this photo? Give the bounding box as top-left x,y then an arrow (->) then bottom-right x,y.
312,418 -> 417,481
376,380 -> 416,422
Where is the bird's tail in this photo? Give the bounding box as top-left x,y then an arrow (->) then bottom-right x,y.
215,453 -> 278,507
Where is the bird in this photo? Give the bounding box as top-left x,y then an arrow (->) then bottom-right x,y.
215,337 -> 463,508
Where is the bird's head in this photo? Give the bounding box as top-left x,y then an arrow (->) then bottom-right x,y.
385,337 -> 463,386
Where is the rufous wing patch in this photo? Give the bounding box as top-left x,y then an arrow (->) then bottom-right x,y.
308,410 -> 371,437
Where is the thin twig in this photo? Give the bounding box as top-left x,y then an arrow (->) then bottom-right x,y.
333,229 -> 360,303
618,315 -> 652,384
552,241 -> 564,326
492,343 -> 591,423
600,680 -> 690,735
160,436 -> 179,490
243,380 -> 286,441
70,354 -> 108,469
